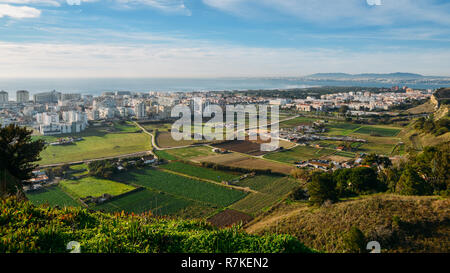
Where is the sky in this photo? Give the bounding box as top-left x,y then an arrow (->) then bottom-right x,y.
0,0 -> 449,78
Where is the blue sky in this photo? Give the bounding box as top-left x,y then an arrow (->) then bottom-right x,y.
0,0 -> 449,77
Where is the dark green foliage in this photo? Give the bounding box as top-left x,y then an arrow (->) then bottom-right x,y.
342,227 -> 366,253
396,167 -> 433,196
0,124 -> 46,194
307,173 -> 338,205
88,160 -> 116,179
0,197 -> 313,253
414,115 -> 449,136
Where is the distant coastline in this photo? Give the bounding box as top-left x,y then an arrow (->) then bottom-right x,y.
0,77 -> 449,100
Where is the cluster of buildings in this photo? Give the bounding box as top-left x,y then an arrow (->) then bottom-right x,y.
272,88 -> 432,112
296,157 -> 368,171
0,86 -> 434,136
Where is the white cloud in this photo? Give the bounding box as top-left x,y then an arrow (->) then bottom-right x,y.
0,4 -> 40,18
202,0 -> 450,26
0,41 -> 449,78
115,0 -> 190,15
0,0 -> 60,6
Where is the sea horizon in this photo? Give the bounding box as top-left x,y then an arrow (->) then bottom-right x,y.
0,77 -> 448,100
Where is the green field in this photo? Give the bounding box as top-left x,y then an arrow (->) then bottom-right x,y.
113,168 -> 247,207
264,145 -> 336,164
164,146 -> 216,160
37,125 -> 152,165
353,126 -> 401,137
94,189 -> 194,215
231,176 -> 299,215
59,177 -> 136,198
279,116 -> 320,128
325,123 -> 361,136
26,186 -> 79,207
159,161 -> 240,182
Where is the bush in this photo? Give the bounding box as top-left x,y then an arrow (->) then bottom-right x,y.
342,227 -> 366,253
0,197 -> 313,253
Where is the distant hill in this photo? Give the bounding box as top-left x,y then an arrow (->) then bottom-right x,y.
306,72 -> 425,79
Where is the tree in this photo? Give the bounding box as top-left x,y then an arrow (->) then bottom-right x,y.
396,167 -> 433,196
339,105 -> 349,117
307,172 -> 338,205
349,167 -> 381,194
362,153 -> 392,172
0,124 -> 46,194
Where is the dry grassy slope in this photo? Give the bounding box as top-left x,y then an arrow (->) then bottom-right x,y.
406,101 -> 436,114
398,123 -> 450,150
245,194 -> 450,253
398,100 -> 450,150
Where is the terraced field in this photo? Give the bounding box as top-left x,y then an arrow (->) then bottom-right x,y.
159,161 -> 240,182
231,175 -> 299,215
113,168 -> 247,207
94,189 -> 193,216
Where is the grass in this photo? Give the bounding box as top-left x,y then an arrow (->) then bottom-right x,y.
246,194 -> 450,253
353,126 -> 401,137
279,117 -> 320,128
94,189 -> 193,216
26,186 -> 80,207
38,125 -> 152,165
59,177 -> 136,199
159,161 -> 240,182
164,146 -> 216,160
264,145 -> 336,164
113,168 -> 247,207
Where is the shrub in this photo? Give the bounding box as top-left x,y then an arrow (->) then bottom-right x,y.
342,227 -> 366,253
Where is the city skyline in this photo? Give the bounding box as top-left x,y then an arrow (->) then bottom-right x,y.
0,0 -> 450,78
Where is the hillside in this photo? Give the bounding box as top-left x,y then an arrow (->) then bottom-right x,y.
246,194 -> 450,253
399,92 -> 450,150
0,197 -> 312,253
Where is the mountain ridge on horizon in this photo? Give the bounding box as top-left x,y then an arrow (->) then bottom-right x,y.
305,72 -> 428,79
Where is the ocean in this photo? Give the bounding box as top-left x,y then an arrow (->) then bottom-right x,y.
0,77 -> 447,100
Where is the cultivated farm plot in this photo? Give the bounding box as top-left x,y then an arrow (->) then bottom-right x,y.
113,168 -> 247,207
159,161 -> 240,182
59,177 -> 136,199
194,153 -> 294,175
156,131 -> 207,148
231,176 -> 299,215
26,186 -> 80,207
94,189 -> 193,216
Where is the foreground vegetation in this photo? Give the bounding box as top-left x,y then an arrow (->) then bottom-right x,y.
0,197 -> 312,253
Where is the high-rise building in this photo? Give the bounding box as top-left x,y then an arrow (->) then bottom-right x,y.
134,102 -> 146,119
16,90 -> 30,103
33,90 -> 61,103
0,91 -> 9,103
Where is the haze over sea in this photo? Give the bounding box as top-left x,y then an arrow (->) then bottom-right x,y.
0,78 -> 447,100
